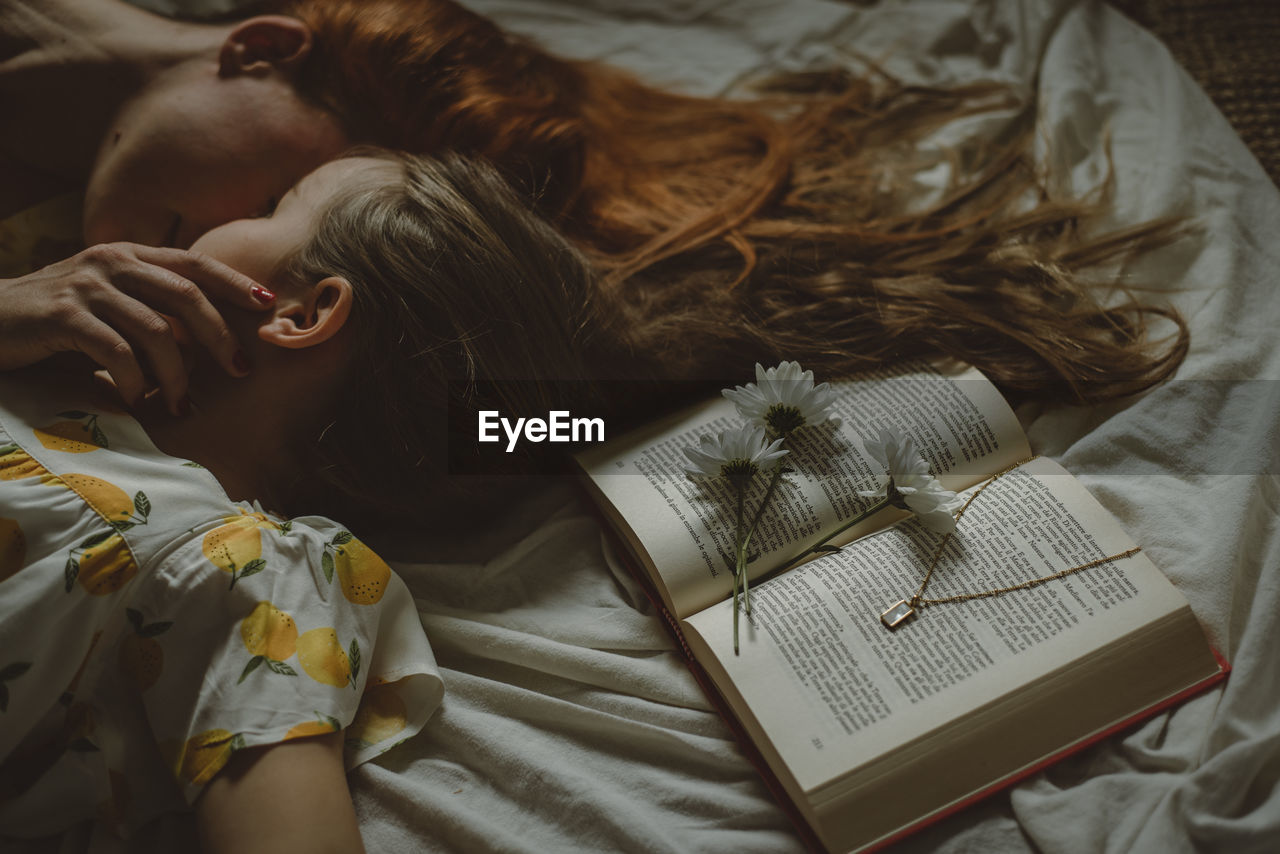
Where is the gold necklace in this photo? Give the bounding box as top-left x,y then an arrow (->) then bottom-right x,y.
880,456 -> 1142,630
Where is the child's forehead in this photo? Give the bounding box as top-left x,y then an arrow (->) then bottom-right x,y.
296,156 -> 399,201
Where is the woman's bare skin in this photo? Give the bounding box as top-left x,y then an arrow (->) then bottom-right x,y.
0,0 -> 350,415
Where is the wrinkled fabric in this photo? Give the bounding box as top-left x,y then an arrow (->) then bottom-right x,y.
18,0 -> 1280,852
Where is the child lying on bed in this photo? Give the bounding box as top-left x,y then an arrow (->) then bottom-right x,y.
0,149 -> 628,853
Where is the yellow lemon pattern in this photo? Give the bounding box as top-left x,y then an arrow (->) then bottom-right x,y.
296,627 -> 361,690
202,510 -> 281,589
0,517 -> 26,581
174,728 -> 245,786
346,683 -> 409,750
238,601 -> 299,684
283,712 -> 343,742
33,411 -> 108,453
56,474 -> 144,526
52,474 -> 151,595
0,443 -> 44,480
324,532 -> 392,605
118,609 -> 171,693
0,402 -> 437,831
71,532 -> 136,596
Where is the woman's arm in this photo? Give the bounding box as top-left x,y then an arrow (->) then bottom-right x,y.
195,731 -> 367,854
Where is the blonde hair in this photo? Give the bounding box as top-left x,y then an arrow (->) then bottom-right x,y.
274,149 -> 641,530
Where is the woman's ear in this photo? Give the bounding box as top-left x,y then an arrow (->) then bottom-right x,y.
258,277 -> 353,350
219,16 -> 314,78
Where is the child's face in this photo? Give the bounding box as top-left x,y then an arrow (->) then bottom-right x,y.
189,156 -> 391,287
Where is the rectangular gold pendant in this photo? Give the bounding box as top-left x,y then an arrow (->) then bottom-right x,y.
881,600 -> 916,629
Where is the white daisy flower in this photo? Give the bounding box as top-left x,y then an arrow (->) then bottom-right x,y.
683,424 -> 789,488
858,426 -> 962,533
722,361 -> 836,436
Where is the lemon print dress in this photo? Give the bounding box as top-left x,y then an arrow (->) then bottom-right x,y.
0,372 -> 444,838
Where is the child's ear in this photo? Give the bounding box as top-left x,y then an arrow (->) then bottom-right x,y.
258,277 -> 353,350
219,16 -> 314,78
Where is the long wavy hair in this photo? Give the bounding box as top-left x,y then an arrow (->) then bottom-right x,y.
257,0 -> 1187,404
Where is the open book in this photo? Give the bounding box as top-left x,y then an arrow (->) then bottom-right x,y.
575,362 -> 1226,854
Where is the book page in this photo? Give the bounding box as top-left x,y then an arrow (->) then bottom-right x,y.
577,362 -> 1030,619
681,457 -> 1205,795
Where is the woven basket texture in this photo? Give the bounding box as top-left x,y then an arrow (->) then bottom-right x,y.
1109,0 -> 1280,187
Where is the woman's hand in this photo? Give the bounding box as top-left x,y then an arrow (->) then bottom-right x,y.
0,243 -> 275,414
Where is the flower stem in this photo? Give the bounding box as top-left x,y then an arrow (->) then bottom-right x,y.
739,462 -> 787,616
774,495 -> 893,574
733,485 -> 744,655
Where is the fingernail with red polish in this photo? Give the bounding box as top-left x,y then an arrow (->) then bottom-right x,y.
233,351 -> 252,374
251,286 -> 276,303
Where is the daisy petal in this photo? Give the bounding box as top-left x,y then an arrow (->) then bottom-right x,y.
724,361 -> 835,432
682,424 -> 790,481
861,426 -> 960,531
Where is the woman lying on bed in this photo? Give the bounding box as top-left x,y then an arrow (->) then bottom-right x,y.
3,0 -> 1186,414
0,148 -> 633,851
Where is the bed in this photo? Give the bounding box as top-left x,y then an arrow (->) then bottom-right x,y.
24,0 -> 1280,851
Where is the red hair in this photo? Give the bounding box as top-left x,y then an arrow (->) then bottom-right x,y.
277,0 -> 592,217
268,0 -> 1188,403
271,0 -> 788,265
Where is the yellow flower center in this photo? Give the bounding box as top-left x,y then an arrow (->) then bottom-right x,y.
764,403 -> 805,436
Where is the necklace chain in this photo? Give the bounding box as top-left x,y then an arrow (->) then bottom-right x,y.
882,456 -> 1142,628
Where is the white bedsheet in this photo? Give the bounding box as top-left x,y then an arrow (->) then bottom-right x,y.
27,1 -> 1280,852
